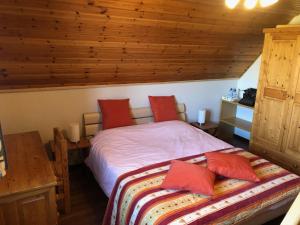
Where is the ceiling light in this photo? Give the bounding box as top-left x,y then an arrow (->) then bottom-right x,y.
225,0 -> 240,9
259,0 -> 278,7
244,0 -> 257,9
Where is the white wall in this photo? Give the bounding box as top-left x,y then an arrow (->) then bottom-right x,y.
235,56 -> 261,139
237,56 -> 261,96
290,15 -> 300,24
0,79 -> 237,143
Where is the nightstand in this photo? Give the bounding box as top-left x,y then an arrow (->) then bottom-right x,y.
67,138 -> 91,165
67,138 -> 91,151
190,122 -> 219,136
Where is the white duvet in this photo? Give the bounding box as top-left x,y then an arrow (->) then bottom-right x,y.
85,120 -> 232,196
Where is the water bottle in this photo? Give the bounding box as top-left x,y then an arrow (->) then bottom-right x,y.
229,88 -> 233,100
232,88 -> 237,100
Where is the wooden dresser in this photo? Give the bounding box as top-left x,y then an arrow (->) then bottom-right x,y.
0,131 -> 57,225
251,25 -> 300,174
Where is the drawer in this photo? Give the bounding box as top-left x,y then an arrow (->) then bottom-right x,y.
0,188 -> 57,225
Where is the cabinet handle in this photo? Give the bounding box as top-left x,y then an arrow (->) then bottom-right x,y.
293,164 -> 298,169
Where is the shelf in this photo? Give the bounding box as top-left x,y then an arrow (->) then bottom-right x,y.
222,99 -> 254,110
220,117 -> 252,132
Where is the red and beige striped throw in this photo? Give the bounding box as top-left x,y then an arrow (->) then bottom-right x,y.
103,148 -> 300,225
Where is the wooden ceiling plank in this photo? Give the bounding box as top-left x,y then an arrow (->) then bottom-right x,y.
0,0 -> 297,89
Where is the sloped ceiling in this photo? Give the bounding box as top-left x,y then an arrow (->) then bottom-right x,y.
0,0 -> 299,90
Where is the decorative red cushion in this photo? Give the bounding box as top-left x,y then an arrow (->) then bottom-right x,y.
148,96 -> 178,122
98,99 -> 134,130
205,152 -> 260,182
161,160 -> 216,196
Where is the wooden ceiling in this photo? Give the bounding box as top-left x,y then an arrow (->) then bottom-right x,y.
0,0 -> 299,90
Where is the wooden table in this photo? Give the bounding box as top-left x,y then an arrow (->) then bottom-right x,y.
67,138 -> 91,151
67,138 -> 91,165
0,131 -> 58,225
190,122 -> 219,136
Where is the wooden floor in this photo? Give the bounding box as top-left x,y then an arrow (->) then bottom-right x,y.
59,135 -> 284,225
59,165 -> 107,225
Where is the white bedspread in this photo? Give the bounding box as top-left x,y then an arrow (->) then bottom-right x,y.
85,120 -> 232,196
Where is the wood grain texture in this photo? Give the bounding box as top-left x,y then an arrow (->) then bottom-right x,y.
0,0 -> 299,89
0,131 -> 57,197
51,128 -> 71,214
251,26 -> 300,175
0,131 -> 58,225
281,34 -> 300,163
251,31 -> 295,152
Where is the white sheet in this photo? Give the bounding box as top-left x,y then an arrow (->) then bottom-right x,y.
85,120 -> 232,196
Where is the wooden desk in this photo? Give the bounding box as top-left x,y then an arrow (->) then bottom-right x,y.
0,131 -> 58,225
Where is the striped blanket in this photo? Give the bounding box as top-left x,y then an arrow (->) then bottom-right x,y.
103,148 -> 300,225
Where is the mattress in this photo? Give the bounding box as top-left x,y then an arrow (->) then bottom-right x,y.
103,148 -> 300,225
85,120 -> 232,196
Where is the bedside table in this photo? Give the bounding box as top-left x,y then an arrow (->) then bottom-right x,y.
67,138 -> 91,151
190,122 -> 219,136
67,138 -> 91,165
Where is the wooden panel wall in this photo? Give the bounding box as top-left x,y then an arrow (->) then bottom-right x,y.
0,0 -> 299,89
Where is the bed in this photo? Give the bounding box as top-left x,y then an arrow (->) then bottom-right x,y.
83,104 -> 300,225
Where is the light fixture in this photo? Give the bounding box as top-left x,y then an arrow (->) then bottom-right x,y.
259,0 -> 278,7
225,0 -> 278,9
225,0 -> 240,9
244,0 -> 257,9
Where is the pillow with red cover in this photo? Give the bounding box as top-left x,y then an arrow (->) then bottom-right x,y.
161,160 -> 215,196
205,152 -> 260,182
97,99 -> 134,130
148,96 -> 178,122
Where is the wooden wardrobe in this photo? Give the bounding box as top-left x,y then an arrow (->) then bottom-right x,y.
250,25 -> 300,175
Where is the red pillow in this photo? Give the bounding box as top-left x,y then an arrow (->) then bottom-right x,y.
161,160 -> 215,196
205,152 -> 260,182
98,99 -> 134,129
149,96 -> 178,122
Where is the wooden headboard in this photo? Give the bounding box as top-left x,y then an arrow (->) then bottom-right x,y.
83,104 -> 186,137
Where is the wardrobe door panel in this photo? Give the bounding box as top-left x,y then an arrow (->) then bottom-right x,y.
266,40 -> 295,90
286,104 -> 300,154
252,37 -> 296,151
284,61 -> 300,158
256,97 -> 286,146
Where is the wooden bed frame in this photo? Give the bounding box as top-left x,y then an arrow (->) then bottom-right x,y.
83,103 -> 186,137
